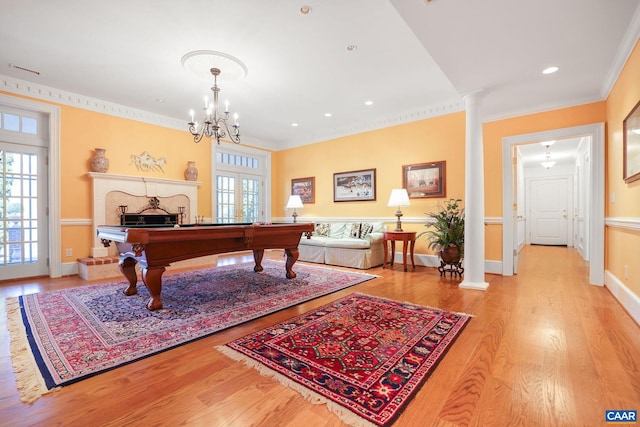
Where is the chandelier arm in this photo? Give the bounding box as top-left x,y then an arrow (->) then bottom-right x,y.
187,67 -> 241,144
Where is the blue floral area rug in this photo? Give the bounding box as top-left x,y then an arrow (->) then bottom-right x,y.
7,260 -> 377,403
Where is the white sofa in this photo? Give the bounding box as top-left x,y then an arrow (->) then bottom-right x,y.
298,221 -> 385,269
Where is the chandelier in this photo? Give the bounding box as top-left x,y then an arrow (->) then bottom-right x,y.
188,67 -> 240,144
540,140 -> 556,170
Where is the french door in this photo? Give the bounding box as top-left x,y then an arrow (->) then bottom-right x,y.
215,173 -> 263,223
0,142 -> 49,279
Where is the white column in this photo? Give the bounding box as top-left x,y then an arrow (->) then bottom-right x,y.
460,91 -> 489,290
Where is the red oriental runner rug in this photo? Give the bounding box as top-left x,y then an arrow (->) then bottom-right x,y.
7,260 -> 376,403
218,293 -> 471,427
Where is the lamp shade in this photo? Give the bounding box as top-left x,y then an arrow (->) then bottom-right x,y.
387,189 -> 410,207
286,195 -> 304,209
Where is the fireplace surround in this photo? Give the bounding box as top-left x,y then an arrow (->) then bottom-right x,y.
89,172 -> 200,258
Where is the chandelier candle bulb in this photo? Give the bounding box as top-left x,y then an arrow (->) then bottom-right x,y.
187,67 -> 241,144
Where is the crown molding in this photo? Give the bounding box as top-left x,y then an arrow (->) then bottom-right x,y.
1,73 -> 462,152
0,73 -> 186,131
273,98 -> 465,151
600,3 -> 640,99
483,96 -> 605,124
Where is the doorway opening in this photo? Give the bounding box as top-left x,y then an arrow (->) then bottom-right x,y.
502,123 -> 604,286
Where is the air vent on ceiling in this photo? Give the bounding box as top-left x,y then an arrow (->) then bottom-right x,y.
9,63 -> 40,75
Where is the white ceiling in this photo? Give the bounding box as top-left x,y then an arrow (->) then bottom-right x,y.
517,137 -> 583,168
1,0 -> 639,162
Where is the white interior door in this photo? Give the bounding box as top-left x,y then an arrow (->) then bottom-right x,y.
529,177 -> 569,245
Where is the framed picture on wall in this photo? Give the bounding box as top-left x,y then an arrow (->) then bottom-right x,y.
333,169 -> 376,202
402,161 -> 446,198
623,99 -> 640,183
291,177 -> 315,203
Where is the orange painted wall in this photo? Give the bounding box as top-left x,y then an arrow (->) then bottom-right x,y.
275,103 -> 607,260
0,92 -> 212,262
59,105 -> 212,218
481,102 -> 607,260
3,36 -> 637,282
273,112 -> 467,255
605,39 -> 640,296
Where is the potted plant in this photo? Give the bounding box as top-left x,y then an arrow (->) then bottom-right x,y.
418,198 -> 464,263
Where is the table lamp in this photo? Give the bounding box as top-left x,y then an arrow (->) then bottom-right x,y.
387,189 -> 410,231
286,195 -> 304,223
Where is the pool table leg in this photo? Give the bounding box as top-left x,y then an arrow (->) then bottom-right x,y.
253,249 -> 264,272
284,248 -> 299,279
119,257 -> 139,296
141,266 -> 166,311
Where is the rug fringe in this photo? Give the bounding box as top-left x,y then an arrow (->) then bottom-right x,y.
6,297 -> 55,404
216,345 -> 377,427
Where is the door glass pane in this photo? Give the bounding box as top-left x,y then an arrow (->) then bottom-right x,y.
22,116 -> 38,134
3,113 -> 19,131
241,177 -> 260,223
216,175 -> 236,223
0,151 -> 39,265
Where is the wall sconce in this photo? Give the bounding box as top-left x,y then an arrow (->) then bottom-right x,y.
286,195 -> 304,223
387,189 -> 410,231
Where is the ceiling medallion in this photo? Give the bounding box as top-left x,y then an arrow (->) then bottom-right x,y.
181,50 -> 248,82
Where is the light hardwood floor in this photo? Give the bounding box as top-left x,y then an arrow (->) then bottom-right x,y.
1,245 -> 639,426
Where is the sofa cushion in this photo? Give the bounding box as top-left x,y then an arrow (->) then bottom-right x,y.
324,237 -> 371,249
366,232 -> 384,244
299,236 -> 329,247
315,223 -> 330,237
370,221 -> 384,233
329,222 -> 347,239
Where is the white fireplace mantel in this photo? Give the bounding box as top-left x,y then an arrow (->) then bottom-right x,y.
89,172 -> 201,257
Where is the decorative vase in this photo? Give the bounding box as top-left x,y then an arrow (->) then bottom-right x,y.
91,148 -> 109,173
184,161 -> 198,181
440,244 -> 461,263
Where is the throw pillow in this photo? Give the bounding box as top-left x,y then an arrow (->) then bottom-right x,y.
349,223 -> 361,238
315,223 -> 330,237
359,223 -> 373,239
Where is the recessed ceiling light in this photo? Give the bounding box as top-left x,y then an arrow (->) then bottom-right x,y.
291,123 -> 299,127
346,45 -> 357,52
542,66 -> 559,75
364,100 -> 373,106
324,113 -> 332,117
300,5 -> 312,15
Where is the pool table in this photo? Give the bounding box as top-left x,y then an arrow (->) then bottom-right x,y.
97,222 -> 314,310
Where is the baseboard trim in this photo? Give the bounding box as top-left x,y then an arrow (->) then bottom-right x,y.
393,253 -> 502,275
604,270 -> 640,326
62,261 -> 79,277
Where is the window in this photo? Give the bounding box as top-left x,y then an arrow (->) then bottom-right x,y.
1,111 -> 38,134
